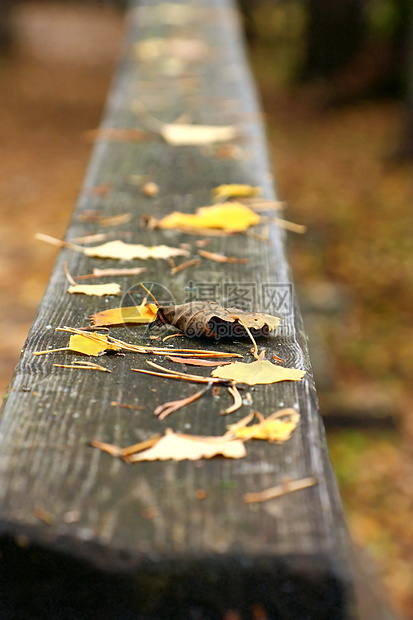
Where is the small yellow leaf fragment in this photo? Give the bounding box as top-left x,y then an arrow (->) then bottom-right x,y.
157,202 -> 260,233
229,409 -> 300,442
90,303 -> 158,326
83,240 -> 189,261
213,184 -> 262,200
67,283 -> 121,296
128,430 -> 246,462
68,333 -> 120,357
211,359 -> 305,385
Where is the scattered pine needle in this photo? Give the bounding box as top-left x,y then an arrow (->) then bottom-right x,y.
53,361 -> 111,372
111,401 -> 145,410
90,439 -> 122,458
99,213 -> 131,227
243,477 -> 317,504
273,218 -> 307,234
166,356 -> 231,367
162,333 -> 183,342
222,385 -> 243,415
171,258 -> 202,275
75,267 -> 146,280
198,250 -> 248,264
132,364 -> 228,385
68,233 -> 109,244
154,381 -> 212,420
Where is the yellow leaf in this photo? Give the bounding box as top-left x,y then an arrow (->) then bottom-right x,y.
160,123 -> 237,146
131,100 -> 238,146
68,333 -> 120,356
83,240 -> 189,260
213,184 -> 262,200
157,202 -> 260,233
211,359 -> 305,385
67,283 -> 121,296
229,409 -> 300,442
127,429 -> 246,462
90,303 -> 158,326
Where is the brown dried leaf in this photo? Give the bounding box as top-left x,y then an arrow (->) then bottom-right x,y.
212,359 -> 305,385
152,301 -> 280,339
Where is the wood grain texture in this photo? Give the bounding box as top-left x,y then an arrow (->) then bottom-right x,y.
0,1 -> 357,617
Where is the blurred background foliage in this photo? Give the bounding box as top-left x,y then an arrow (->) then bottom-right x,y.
0,0 -> 412,617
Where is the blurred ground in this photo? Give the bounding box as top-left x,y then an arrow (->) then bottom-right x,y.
0,2 -> 412,618
0,2 -> 123,393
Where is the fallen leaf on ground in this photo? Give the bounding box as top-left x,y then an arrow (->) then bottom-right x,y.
131,100 -> 238,146
63,262 -> 121,296
34,333 -> 121,357
90,303 -> 158,326
151,300 -> 280,339
128,429 -> 246,461
228,409 -> 300,441
83,240 -> 189,260
36,233 -> 189,261
198,250 -> 248,264
212,359 -> 305,385
155,202 -> 260,233
213,184 -> 261,200
243,477 -> 317,504
67,283 -> 121,297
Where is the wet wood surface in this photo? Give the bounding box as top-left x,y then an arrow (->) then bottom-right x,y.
0,1 -> 358,617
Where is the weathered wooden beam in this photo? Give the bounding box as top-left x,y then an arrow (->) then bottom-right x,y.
0,1 -> 358,617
